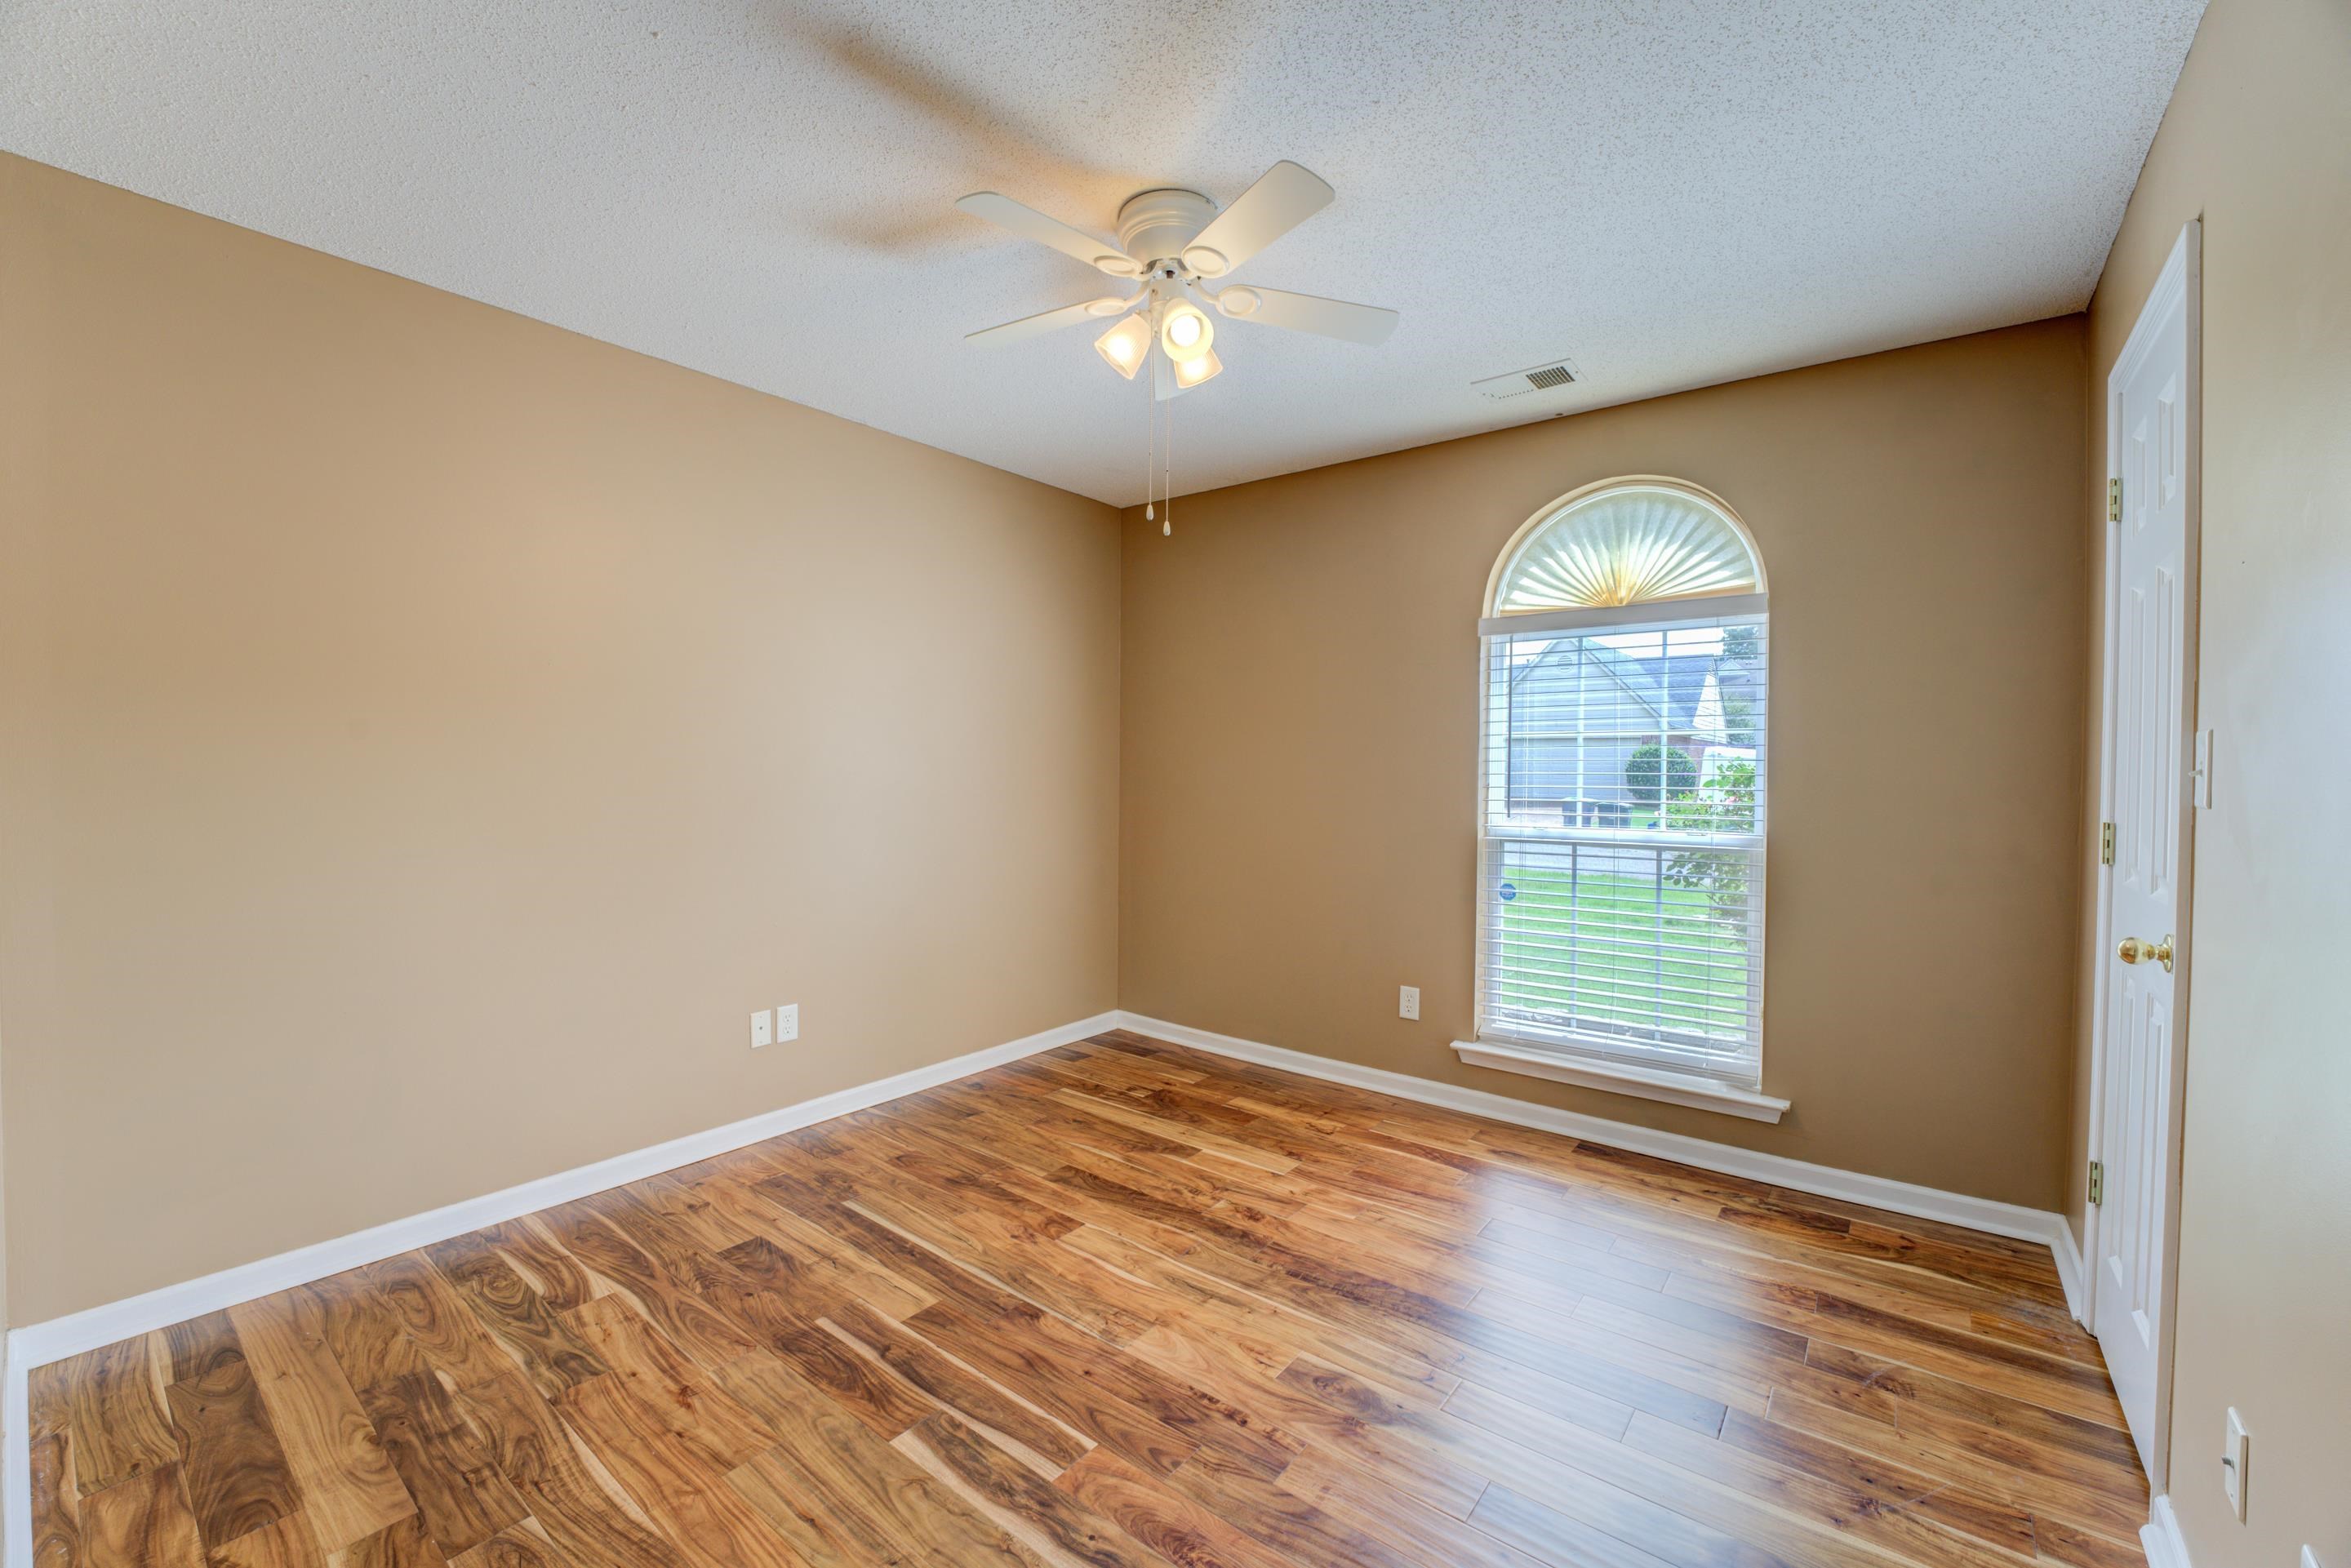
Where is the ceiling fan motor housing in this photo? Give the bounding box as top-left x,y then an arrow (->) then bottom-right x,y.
1115,188 -> 1220,273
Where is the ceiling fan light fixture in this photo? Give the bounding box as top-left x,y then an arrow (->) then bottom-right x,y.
1160,301 -> 1214,362
1173,347 -> 1223,389
1094,313 -> 1152,379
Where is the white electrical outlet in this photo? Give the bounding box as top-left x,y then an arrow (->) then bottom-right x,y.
1398,985 -> 1420,1021
750,1009 -> 773,1049
776,1002 -> 799,1043
2222,1406 -> 2250,1521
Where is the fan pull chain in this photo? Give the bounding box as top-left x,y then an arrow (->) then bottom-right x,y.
1144,355 -> 1156,526
1163,392 -> 1172,536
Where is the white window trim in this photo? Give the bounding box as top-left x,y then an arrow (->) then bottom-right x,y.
1478,592 -> 1770,640
1451,1038 -> 1790,1123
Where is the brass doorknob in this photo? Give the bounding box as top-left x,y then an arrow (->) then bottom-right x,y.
2118,935 -> 2175,972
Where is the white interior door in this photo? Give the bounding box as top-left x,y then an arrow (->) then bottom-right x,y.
2091,222 -> 2198,1483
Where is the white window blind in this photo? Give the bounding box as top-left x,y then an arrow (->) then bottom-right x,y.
1478,607 -> 1767,1083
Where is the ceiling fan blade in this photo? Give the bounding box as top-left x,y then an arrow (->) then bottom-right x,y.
957,193 -> 1140,276
1213,285 -> 1398,346
1179,161 -> 1335,277
965,296 -> 1134,346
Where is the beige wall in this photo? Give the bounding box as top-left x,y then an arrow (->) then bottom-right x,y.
1120,318 -> 2088,1210
0,154 -> 1122,1324
2069,0 -> 2351,1557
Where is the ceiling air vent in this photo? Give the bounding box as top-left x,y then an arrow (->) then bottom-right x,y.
1473,357 -> 1583,400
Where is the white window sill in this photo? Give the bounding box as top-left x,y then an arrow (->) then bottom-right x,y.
1452,1039 -> 1791,1123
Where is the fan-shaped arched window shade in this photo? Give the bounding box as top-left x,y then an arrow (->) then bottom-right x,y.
1490,481 -> 1763,617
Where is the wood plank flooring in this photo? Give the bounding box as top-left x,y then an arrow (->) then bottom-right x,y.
28,1029 -> 2149,1568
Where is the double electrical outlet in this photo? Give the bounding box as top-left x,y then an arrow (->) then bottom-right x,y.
749,1004 -> 799,1049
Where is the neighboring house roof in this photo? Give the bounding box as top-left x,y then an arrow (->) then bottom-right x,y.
1514,642 -> 1743,734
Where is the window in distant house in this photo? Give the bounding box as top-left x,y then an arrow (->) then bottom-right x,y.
1478,478 -> 1769,1086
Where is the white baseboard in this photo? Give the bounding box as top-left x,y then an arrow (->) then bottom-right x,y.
1114,1011 -> 2080,1268
2141,1495 -> 2193,1568
2048,1210 -> 2089,1325
1,1009 -> 1115,1568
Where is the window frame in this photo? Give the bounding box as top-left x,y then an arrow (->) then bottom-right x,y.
1472,478 -> 1771,1094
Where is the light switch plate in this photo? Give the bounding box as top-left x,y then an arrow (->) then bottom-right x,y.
777,1003 -> 799,1043
2222,1406 -> 2249,1521
1398,985 -> 1420,1021
750,1009 -> 773,1049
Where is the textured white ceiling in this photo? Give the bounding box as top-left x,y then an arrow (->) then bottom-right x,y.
2,0 -> 2202,504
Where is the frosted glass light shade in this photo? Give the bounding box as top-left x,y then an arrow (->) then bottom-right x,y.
1173,348 -> 1222,388
1159,302 -> 1214,363
1095,315 -> 1151,380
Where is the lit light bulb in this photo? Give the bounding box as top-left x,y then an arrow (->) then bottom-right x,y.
1158,301 -> 1214,363
1093,314 -> 1152,380
1172,349 -> 1223,389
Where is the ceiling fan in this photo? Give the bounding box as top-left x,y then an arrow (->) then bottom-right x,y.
956,162 -> 1399,399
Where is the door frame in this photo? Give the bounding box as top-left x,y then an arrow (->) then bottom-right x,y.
2081,218 -> 2201,1494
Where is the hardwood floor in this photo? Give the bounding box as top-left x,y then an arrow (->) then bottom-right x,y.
28,1029 -> 2149,1568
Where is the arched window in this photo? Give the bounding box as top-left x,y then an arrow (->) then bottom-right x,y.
1470,478 -> 1774,1105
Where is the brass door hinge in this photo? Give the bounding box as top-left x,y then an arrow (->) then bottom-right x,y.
2100,821 -> 2116,866
2088,1160 -> 2104,1206
2108,478 -> 2122,522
